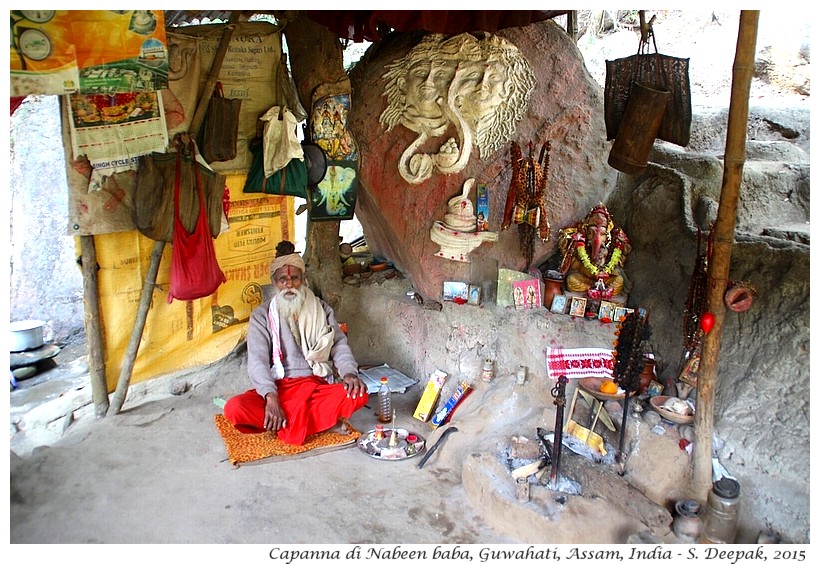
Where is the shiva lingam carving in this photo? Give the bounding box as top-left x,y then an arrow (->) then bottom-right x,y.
430,178 -> 498,262
380,32 -> 535,185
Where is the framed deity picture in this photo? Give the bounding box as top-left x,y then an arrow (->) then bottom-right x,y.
679,355 -> 700,387
614,306 -> 628,322
443,281 -> 469,302
550,294 -> 568,314
637,307 -> 650,323
598,300 -> 615,322
569,297 -> 587,317
647,380 -> 665,397
512,278 -> 542,311
467,285 -> 481,306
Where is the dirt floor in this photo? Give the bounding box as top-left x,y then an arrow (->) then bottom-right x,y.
9,341 -> 522,546
10,335 -> 697,553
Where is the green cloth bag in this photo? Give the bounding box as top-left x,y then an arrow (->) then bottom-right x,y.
243,139 -> 308,199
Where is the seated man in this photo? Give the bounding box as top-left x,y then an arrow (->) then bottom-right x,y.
224,240 -> 369,445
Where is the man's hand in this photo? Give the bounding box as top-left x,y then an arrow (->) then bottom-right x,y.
341,373 -> 367,400
263,392 -> 287,431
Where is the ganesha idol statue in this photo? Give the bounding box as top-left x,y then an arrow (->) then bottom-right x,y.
558,205 -> 631,301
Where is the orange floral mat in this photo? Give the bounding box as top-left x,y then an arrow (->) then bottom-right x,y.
214,414 -> 361,466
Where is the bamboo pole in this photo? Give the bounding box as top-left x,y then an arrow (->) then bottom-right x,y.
108,240 -> 165,414
108,13 -> 240,415
189,11 -> 241,137
79,235 -> 109,417
691,11 -> 759,500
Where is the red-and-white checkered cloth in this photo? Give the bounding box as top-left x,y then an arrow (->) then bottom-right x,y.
546,347 -> 615,380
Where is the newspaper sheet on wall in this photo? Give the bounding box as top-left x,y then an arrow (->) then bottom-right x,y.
66,91 -> 169,176
63,98 -> 137,236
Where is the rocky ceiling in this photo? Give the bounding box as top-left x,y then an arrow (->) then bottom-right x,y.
162,10 -> 569,42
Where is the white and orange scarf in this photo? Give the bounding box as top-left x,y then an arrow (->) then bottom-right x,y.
267,286 -> 334,380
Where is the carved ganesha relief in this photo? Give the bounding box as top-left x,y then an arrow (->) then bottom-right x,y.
380,32 -> 536,184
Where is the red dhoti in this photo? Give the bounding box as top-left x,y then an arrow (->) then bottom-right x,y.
223,376 -> 369,445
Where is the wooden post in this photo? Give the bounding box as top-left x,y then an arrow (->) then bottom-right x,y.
691,11 -> 759,500
566,11 -> 578,42
79,235 -> 109,417
108,13 -> 240,414
281,11 -> 346,309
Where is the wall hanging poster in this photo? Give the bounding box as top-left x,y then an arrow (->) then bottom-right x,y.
66,91 -> 168,172
309,92 -> 358,221
10,10 -> 168,97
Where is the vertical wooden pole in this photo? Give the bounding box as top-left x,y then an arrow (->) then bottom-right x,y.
108,240 -> 165,414
566,11 -> 578,42
79,235 -> 109,417
108,13 -> 240,414
691,10 -> 759,500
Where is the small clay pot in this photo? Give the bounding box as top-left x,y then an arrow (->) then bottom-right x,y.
543,277 -> 564,309
673,500 -> 703,542
342,263 -> 363,275
639,358 -> 657,394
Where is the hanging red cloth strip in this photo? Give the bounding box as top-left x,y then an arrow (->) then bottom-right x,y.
11,96 -> 27,115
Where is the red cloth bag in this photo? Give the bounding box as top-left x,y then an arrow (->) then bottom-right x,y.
167,140 -> 226,303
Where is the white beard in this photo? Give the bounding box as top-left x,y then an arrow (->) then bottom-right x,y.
276,286 -> 306,346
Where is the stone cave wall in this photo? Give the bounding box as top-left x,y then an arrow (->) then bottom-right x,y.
607,125 -> 810,542
348,20 -> 618,303
341,20 -> 810,543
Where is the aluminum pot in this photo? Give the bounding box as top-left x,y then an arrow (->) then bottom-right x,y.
9,320 -> 46,352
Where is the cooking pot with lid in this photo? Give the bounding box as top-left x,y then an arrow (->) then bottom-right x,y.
9,320 -> 46,352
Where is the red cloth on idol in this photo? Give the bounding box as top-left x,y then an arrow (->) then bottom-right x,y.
223,376 -> 369,445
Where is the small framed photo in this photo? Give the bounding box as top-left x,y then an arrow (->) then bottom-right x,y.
679,355 -> 700,387
613,306 -> 629,322
647,380 -> 665,397
598,300 -> 615,322
550,294 -> 568,314
467,285 -> 481,306
637,307 -> 650,324
569,296 -> 587,317
443,281 -> 469,302
512,279 -> 542,310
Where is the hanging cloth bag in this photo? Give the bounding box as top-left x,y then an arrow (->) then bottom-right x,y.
605,32 -> 691,147
168,138 -> 227,303
242,137 -> 309,199
198,81 -> 242,163
134,142 -> 226,243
